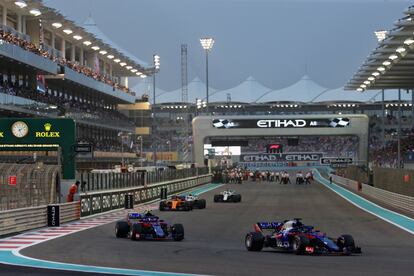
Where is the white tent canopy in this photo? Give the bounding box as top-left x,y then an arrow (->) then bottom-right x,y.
210,76 -> 272,103
257,75 -> 328,103
134,75 -> 413,104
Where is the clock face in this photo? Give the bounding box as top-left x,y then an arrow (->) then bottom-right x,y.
11,121 -> 29,138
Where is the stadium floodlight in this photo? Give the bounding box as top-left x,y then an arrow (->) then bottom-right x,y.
113,59 -> 120,63
107,55 -> 114,59
120,62 -> 127,67
91,46 -> 100,51
83,41 -> 92,46
389,54 -> 398,60
396,47 -> 406,53
140,74 -> 147,78
360,84 -> 367,88
200,37 -> 215,112
382,60 -> 391,66
131,69 -> 138,73
377,67 -> 385,72
200,38 -> 215,50
29,9 -> 41,16
374,30 -> 387,42
73,35 -> 82,40
404,38 -> 414,45
368,76 -> 375,81
153,54 -> 160,70
52,22 -> 62,28
357,88 -> 363,92
136,72 -> 142,76
364,81 -> 370,85
126,65 -> 133,70
372,71 -> 380,76
14,1 -> 27,8
99,50 -> 107,55
63,29 -> 73,35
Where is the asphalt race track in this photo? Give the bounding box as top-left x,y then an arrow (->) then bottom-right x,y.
13,179 -> 414,275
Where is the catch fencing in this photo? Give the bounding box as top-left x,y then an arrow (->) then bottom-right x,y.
78,167 -> 209,192
0,163 -> 60,211
80,174 -> 212,217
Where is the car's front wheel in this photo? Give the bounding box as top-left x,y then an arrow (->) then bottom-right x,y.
171,224 -> 184,241
292,235 -> 310,255
245,232 -> 264,251
337,234 -> 355,254
115,221 -> 129,238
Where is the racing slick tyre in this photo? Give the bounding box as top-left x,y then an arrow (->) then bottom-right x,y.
245,232 -> 264,251
337,234 -> 355,254
197,199 -> 207,209
232,194 -> 242,202
159,201 -> 166,211
292,235 -> 310,255
214,195 -> 222,202
171,224 -> 184,241
115,221 -> 129,238
131,223 -> 144,241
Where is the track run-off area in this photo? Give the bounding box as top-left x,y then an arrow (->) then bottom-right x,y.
1,172 -> 414,276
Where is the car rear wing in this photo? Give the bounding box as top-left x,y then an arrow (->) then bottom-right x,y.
256,222 -> 283,230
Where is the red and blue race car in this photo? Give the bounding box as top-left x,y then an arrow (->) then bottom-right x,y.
245,218 -> 361,255
115,212 -> 184,241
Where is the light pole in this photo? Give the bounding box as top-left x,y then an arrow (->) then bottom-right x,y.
152,54 -> 160,165
118,132 -> 131,168
166,140 -> 171,162
200,37 -> 214,113
137,135 -> 143,167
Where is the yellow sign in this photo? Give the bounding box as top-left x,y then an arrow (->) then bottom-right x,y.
0,132 -> 4,138
35,123 -> 60,138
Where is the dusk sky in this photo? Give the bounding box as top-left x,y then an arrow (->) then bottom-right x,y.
45,0 -> 412,91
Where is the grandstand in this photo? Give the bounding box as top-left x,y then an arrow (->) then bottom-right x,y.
0,0 -> 153,168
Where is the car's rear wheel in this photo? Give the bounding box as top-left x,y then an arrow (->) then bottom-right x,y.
131,223 -> 143,241
245,232 -> 264,251
214,195 -> 221,202
115,221 -> 129,238
197,199 -> 206,209
292,235 -> 310,255
171,224 -> 184,241
159,201 -> 166,211
337,234 -> 355,254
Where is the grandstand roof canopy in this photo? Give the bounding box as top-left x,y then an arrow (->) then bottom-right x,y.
7,0 -> 150,77
346,6 -> 414,91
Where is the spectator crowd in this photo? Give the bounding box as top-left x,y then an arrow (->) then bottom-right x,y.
0,28 -> 135,96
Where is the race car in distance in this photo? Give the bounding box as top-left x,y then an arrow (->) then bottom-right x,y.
115,212 -> 184,241
213,190 -> 242,202
159,194 -> 206,211
245,218 -> 361,255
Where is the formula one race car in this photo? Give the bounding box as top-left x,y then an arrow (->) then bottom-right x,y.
159,194 -> 206,211
115,212 -> 184,241
245,218 -> 361,255
213,190 -> 242,202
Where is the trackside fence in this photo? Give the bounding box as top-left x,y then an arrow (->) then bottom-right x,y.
330,173 -> 414,214
79,167 -> 209,192
80,174 -> 212,217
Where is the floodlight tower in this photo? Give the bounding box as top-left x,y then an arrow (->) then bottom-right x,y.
200,37 -> 214,113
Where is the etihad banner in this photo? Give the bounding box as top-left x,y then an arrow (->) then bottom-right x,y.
240,153 -> 324,162
212,118 -> 350,129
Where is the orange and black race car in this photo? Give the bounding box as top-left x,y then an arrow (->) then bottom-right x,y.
159,195 -> 206,211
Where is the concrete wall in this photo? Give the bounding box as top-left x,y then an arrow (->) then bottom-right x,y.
373,167 -> 414,197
